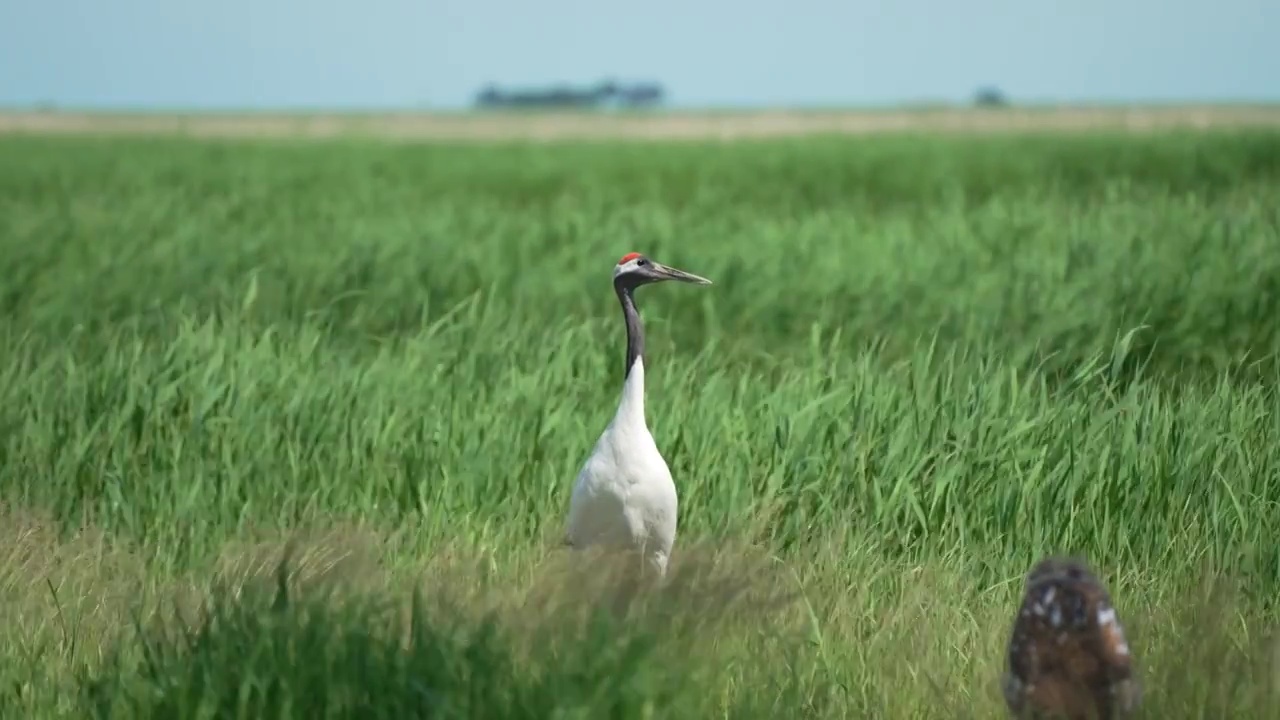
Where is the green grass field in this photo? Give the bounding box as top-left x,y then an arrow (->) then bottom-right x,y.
2,129 -> 1280,718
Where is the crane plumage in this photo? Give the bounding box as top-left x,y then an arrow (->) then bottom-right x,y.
564,252 -> 712,578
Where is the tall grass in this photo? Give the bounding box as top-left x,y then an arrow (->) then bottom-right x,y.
1,130 -> 1279,717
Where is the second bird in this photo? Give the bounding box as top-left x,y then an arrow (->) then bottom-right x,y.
1002,556 -> 1141,719
564,252 -> 712,578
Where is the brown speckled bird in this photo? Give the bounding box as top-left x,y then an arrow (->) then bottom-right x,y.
1001,557 -> 1141,719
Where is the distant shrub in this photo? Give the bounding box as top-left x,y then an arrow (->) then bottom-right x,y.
973,86 -> 1009,107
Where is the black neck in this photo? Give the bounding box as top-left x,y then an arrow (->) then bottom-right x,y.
614,279 -> 644,379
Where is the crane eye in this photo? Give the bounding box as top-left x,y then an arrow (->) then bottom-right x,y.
636,259 -> 649,267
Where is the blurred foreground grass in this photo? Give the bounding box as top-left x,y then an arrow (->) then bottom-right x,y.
1,131 -> 1279,717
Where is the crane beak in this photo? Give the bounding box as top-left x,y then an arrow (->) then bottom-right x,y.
650,262 -> 713,285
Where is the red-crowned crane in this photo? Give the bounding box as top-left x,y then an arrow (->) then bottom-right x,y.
563,252 -> 712,578
1002,556 -> 1142,719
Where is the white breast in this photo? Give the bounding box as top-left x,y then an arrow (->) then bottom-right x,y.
565,359 -> 679,575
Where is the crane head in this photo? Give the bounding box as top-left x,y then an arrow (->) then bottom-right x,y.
613,252 -> 712,289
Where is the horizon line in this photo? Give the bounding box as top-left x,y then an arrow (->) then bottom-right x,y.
4,98 -> 1280,116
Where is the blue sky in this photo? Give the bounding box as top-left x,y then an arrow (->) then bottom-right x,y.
2,0 -> 1277,110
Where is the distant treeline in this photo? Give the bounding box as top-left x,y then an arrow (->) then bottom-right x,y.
473,80 -> 664,110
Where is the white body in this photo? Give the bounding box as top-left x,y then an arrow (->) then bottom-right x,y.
565,358 -> 678,576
